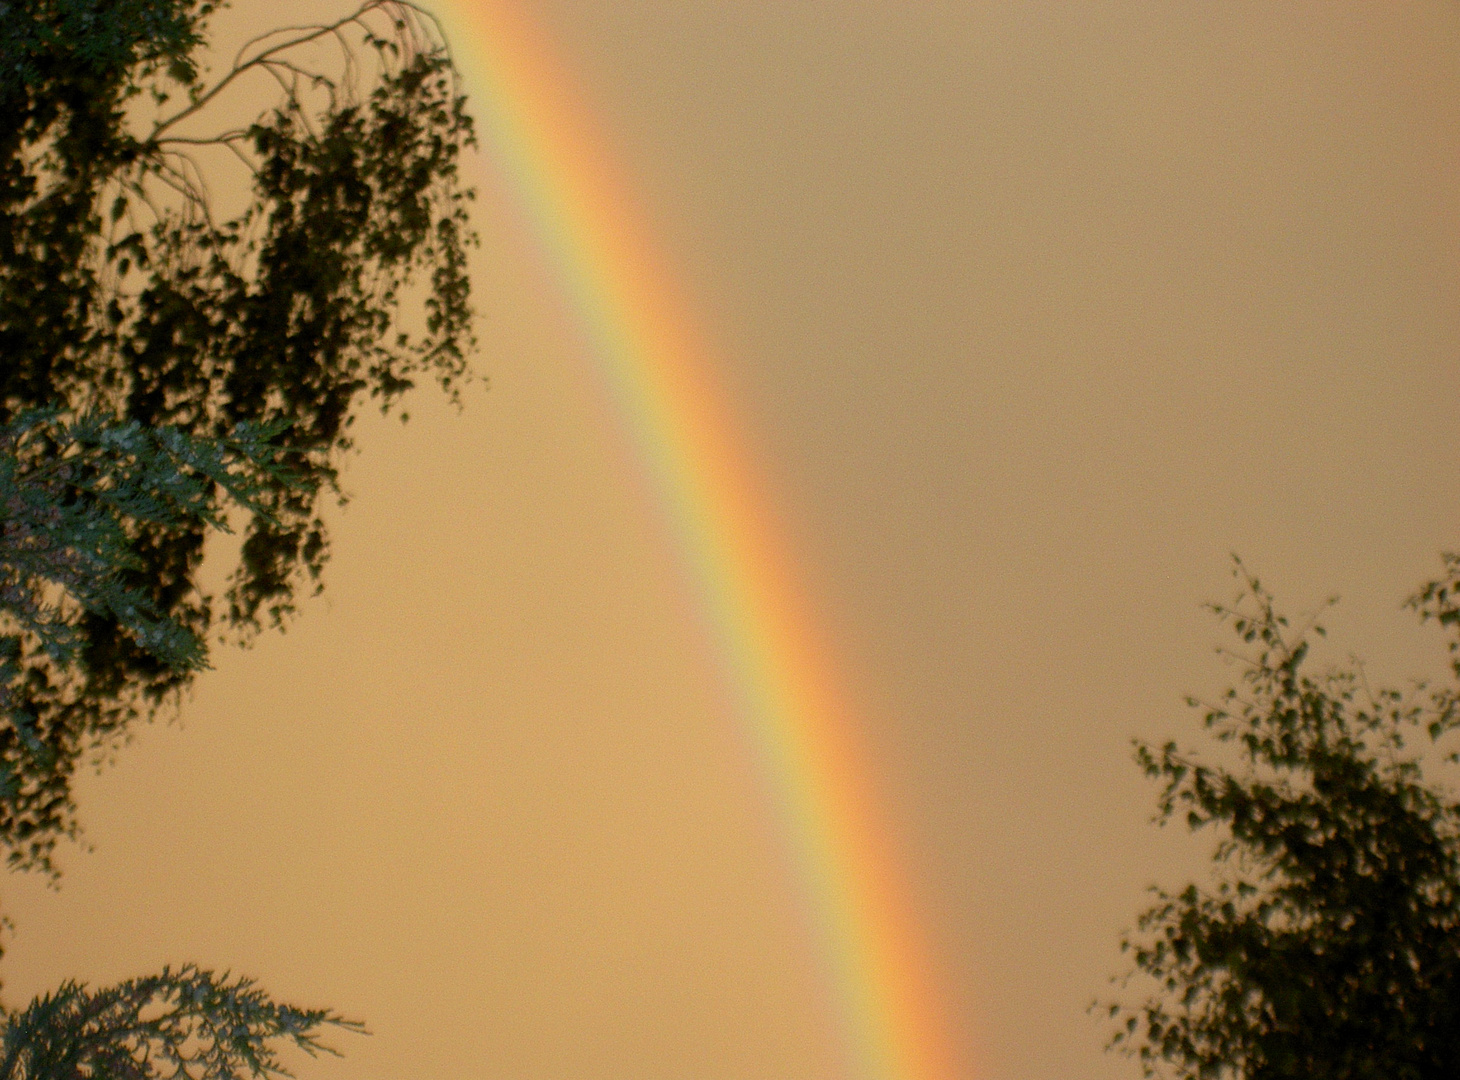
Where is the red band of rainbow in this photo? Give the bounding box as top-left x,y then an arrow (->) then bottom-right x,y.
440,5 -> 960,1077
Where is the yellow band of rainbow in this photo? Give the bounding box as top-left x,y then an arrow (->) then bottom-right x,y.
441,5 -> 959,1077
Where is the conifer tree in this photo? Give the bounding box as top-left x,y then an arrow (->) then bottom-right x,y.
0,966 -> 359,1080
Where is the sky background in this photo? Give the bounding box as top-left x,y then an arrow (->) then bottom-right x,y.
6,3 -> 1460,1080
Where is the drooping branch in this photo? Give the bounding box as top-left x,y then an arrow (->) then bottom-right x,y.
0,0 -> 477,870
147,1 -> 454,146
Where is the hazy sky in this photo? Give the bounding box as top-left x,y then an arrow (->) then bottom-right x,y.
6,4 -> 1460,1080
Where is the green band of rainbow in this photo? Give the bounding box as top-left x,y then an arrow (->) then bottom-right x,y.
441,5 -> 958,1077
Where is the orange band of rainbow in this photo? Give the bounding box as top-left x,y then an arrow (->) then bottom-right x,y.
441,5 -> 959,1077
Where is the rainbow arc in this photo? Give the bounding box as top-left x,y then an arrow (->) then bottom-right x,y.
443,5 -> 960,1077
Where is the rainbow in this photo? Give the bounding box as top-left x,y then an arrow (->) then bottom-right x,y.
440,4 -> 959,1078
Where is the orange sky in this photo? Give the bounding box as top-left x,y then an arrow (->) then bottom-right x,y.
5,4 -> 1460,1080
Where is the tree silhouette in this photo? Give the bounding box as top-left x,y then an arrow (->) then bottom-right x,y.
0,3 -> 478,1073
1106,558 -> 1460,1080
0,0 -> 476,870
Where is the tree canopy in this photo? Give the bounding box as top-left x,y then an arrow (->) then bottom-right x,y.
1106,559 -> 1460,1080
0,0 -> 477,871
0,2 -> 477,1074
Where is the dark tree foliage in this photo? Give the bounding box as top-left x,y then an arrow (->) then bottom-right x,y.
0,0 -> 477,869
1,409 -> 306,870
1106,559 -> 1460,1080
0,965 -> 360,1080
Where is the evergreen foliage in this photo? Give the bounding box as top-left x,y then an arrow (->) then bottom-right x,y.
0,0 -> 477,867
0,408 -> 306,871
0,965 -> 359,1080
0,5 -> 478,1070
1106,559 -> 1460,1080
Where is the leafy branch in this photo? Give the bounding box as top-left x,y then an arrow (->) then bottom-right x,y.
0,409 -> 309,872
1102,557 -> 1460,1080
0,966 -> 361,1080
0,0 -> 477,867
